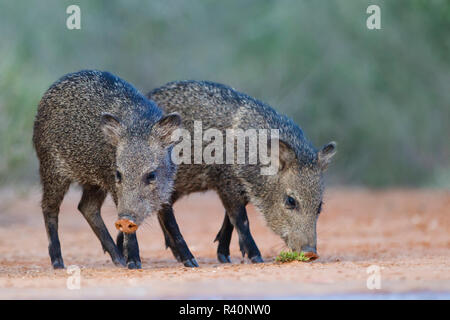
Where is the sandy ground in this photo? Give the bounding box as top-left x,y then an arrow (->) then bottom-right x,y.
0,187 -> 449,299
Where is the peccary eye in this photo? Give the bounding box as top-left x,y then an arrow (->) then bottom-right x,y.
318,201 -> 323,215
115,171 -> 122,183
144,171 -> 157,185
285,196 -> 297,210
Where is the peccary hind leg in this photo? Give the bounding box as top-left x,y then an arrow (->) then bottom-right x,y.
158,204 -> 198,267
214,213 -> 234,263
41,177 -> 70,269
77,185 -> 125,267
220,200 -> 263,263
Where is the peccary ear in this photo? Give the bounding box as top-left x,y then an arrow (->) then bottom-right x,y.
271,138 -> 296,172
100,113 -> 123,146
152,113 -> 182,147
318,141 -> 337,170
279,140 -> 297,171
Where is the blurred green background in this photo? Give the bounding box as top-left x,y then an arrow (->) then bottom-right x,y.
0,0 -> 449,187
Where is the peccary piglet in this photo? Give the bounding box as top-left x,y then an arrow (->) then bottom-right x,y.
33,70 -> 194,269
144,81 -> 336,263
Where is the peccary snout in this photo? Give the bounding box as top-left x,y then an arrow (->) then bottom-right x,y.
288,233 -> 319,260
301,246 -> 319,261
115,215 -> 138,233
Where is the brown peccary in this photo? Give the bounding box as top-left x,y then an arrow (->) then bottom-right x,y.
139,81 -> 336,263
33,70 -> 197,269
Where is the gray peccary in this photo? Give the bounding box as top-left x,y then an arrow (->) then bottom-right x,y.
141,80 -> 336,263
33,70 -> 197,269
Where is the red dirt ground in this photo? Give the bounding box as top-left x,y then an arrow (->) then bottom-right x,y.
0,187 -> 449,299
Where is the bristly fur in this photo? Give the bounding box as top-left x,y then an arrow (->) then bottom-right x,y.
148,80 -> 336,254
33,70 -> 180,268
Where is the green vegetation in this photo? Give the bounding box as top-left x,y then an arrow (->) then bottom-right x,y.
0,0 -> 449,187
276,251 -> 310,263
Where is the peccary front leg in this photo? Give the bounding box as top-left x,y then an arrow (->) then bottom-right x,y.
41,177 -> 70,269
223,203 -> 263,263
214,213 -> 234,263
157,204 -> 198,267
116,232 -> 141,269
78,185 -> 125,267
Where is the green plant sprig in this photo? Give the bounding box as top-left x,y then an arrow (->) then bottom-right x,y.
275,251 -> 310,263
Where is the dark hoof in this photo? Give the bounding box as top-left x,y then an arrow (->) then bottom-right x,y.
217,253 -> 231,263
127,260 -> 142,270
250,255 -> 264,263
52,258 -> 65,269
183,258 -> 199,268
